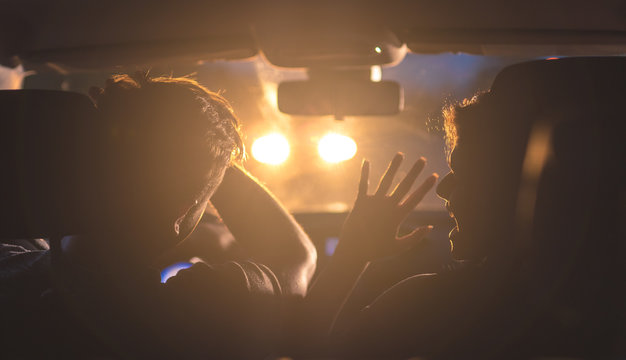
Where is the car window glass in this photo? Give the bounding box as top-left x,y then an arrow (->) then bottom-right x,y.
24,53 -> 531,212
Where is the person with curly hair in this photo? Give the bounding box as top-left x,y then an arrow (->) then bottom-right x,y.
301,58 -> 625,358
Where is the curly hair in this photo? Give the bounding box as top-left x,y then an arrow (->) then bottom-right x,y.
442,92 -> 488,162
90,72 -> 244,219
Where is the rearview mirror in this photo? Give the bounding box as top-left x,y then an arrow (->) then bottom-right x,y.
277,80 -> 403,117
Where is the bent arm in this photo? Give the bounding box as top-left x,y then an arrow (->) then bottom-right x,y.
210,165 -> 317,297
295,155 -> 436,350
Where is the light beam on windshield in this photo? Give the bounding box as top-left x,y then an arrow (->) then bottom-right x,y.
318,133 -> 357,163
252,133 -> 290,165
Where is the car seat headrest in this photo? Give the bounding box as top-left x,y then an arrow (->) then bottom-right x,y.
491,57 -> 626,118
487,57 -> 625,173
489,57 -> 625,267
0,90 -> 100,239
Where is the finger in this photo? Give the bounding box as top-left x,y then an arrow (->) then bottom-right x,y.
391,157 -> 426,202
375,153 -> 404,196
400,173 -> 438,212
358,159 -> 370,197
397,225 -> 433,248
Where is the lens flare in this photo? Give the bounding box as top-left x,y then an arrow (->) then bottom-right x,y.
252,133 -> 290,165
318,133 -> 357,163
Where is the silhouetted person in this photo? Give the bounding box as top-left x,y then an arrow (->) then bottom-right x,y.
1,73 -> 316,358
301,57 -> 625,358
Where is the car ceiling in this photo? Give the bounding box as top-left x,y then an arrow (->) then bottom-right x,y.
1,0 -> 625,72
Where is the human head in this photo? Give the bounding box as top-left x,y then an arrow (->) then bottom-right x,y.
435,58 -> 625,354
436,57 -> 625,264
436,92 -> 531,261
90,72 -> 243,252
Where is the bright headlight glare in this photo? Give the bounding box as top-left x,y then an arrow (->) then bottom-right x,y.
251,133 -> 290,165
318,133 -> 357,163
371,65 -> 382,82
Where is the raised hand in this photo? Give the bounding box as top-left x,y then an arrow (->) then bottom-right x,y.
336,153 -> 438,263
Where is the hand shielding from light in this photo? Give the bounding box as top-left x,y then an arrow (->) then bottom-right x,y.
337,153 -> 438,262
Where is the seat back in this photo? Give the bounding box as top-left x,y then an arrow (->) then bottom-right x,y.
489,57 -> 626,356
0,90 -> 99,239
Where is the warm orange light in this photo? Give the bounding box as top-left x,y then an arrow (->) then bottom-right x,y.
371,65 -> 382,82
318,133 -> 357,163
251,133 -> 290,165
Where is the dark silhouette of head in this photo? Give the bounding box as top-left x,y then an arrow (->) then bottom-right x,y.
437,58 -> 625,263
436,57 -> 625,354
436,92 -> 526,261
89,72 -> 244,255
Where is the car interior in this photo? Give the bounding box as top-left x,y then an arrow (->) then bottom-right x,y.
0,0 -> 624,358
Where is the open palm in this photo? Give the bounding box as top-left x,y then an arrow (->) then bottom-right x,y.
337,153 -> 438,262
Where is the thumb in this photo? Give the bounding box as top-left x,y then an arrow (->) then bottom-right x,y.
397,225 -> 433,249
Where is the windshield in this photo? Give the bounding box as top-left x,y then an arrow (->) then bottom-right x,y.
24,53 -> 532,213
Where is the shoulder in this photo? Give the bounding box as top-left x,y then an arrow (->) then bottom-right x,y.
158,261 -> 283,356
363,264 -> 481,321
164,260 -> 281,298
362,273 -> 443,319
341,268 -> 482,357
